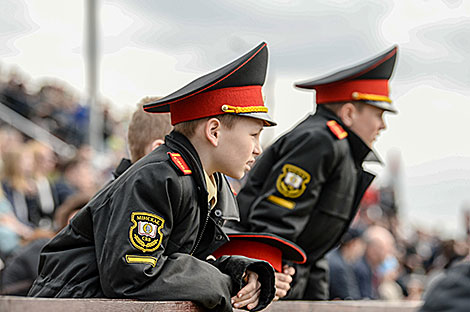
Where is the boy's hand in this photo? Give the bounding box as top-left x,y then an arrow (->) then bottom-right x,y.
231,270 -> 261,310
274,264 -> 295,300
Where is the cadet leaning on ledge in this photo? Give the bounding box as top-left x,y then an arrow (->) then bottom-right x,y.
228,46 -> 399,300
28,42 -> 277,312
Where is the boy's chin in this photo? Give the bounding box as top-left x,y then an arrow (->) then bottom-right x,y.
224,170 -> 245,181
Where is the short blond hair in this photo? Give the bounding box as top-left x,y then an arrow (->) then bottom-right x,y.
321,101 -> 365,114
127,96 -> 173,162
173,114 -> 240,138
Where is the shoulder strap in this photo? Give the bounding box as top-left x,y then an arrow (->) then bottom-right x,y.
168,152 -> 192,175
326,120 -> 348,140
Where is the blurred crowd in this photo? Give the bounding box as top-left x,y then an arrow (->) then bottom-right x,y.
326,183 -> 469,301
0,65 -> 128,294
0,65 -> 121,148
0,64 -> 469,302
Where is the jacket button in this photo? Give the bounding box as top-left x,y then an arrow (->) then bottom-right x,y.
214,209 -> 222,217
216,234 -> 223,241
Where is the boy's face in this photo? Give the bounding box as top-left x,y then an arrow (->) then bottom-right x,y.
216,117 -> 264,180
349,104 -> 386,148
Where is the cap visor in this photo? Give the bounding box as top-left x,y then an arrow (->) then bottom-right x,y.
363,100 -> 397,113
237,112 -> 277,127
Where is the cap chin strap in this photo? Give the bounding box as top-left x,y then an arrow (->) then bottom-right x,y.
221,104 -> 268,114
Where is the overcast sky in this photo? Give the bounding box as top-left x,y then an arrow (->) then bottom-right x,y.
1,0 -> 470,237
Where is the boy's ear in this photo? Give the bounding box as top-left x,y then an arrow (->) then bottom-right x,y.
142,139 -> 165,158
150,139 -> 164,151
338,102 -> 356,127
205,118 -> 221,147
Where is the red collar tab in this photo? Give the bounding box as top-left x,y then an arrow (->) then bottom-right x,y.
168,152 -> 192,175
327,120 -> 348,140
229,184 -> 237,196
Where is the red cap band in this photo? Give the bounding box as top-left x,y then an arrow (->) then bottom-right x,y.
212,240 -> 282,272
169,86 -> 264,125
315,79 -> 389,104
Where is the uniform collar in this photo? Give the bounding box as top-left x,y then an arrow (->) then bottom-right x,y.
112,158 -> 132,179
204,170 -> 218,209
165,130 -> 239,220
316,105 -> 378,166
165,130 -> 205,181
214,174 -> 240,221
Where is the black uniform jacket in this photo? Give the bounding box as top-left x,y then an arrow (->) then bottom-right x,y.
28,131 -> 275,312
229,106 -> 375,297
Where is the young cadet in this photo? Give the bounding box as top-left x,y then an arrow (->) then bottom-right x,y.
28,42 -> 276,312
228,46 -> 399,300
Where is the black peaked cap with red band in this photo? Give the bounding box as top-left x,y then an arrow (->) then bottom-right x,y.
295,45 -> 398,113
212,232 -> 307,272
143,42 -> 276,126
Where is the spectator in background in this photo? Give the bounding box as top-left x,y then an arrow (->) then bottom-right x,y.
419,261 -> 470,312
1,146 -> 40,227
404,274 -> 424,301
1,69 -> 32,118
0,187 -> 33,259
113,96 -> 172,179
54,157 -> 97,205
0,127 -> 24,159
327,227 -> 365,300
377,254 -> 403,300
26,141 -> 58,229
354,225 -> 396,299
0,193 -> 90,296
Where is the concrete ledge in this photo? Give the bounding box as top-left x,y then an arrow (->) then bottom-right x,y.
259,300 -> 422,311
0,296 -> 423,312
0,296 -> 204,312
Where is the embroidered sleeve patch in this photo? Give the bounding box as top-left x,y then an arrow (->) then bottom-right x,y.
168,152 -> 192,175
327,120 -> 348,140
125,255 -> 158,267
129,212 -> 165,253
276,164 -> 311,198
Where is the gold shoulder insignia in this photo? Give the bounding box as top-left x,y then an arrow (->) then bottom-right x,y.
327,120 -> 348,140
129,212 -> 165,253
168,152 -> 192,175
276,164 -> 311,198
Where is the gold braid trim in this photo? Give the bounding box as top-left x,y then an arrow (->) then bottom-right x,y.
221,104 -> 268,114
352,92 -> 392,103
125,255 -> 158,267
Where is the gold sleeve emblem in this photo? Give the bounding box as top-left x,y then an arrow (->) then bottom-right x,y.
129,212 -> 165,253
276,164 -> 311,198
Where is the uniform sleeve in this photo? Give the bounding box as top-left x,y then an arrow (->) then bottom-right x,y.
211,255 -> 275,311
92,163 -> 234,311
238,130 -> 339,242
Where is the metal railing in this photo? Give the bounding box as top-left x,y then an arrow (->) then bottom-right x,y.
0,101 -> 76,159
